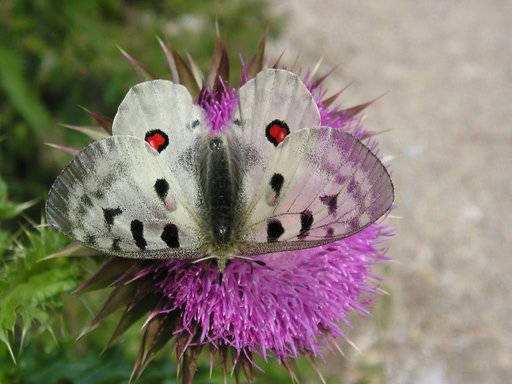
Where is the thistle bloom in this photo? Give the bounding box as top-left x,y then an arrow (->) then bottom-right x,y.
56,35 -> 393,383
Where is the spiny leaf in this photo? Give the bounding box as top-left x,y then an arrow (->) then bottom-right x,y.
156,36 -> 179,83
213,46 -> 230,95
104,294 -> 159,351
309,66 -> 338,89
322,83 -> 352,108
305,354 -> 327,384
219,344 -> 229,383
74,258 -> 137,293
290,51 -> 302,73
333,93 -> 387,119
78,283 -> 137,339
248,33 -> 266,78
41,240 -> 98,261
240,350 -> 255,384
359,128 -> 392,140
217,45 -> 230,84
118,46 -> 157,81
171,47 -> 200,99
282,358 -> 300,384
108,260 -> 148,287
61,124 -> 109,140
44,142 -> 81,155
272,49 -> 286,69
133,312 -> 178,380
206,22 -> 224,88
303,56 -> 324,85
185,52 -> 204,90
181,345 -> 203,384
79,106 -> 113,135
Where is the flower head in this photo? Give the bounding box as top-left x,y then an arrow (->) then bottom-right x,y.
58,34 -> 393,383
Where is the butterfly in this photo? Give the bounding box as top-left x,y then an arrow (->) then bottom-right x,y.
46,69 -> 394,271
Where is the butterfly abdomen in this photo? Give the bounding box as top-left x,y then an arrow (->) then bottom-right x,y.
200,135 -> 241,247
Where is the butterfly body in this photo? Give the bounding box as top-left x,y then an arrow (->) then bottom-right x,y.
47,69 -> 394,271
198,134 -> 246,268
200,135 -> 240,246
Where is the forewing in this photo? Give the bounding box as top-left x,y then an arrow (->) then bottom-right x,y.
112,80 -> 206,211
46,136 -> 206,259
230,69 -> 321,211
239,127 -> 394,255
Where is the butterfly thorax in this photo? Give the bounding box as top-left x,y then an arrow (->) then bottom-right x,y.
199,134 -> 243,266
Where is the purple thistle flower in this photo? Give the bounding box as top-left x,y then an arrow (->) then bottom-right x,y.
52,34 -> 394,383
143,222 -> 391,361
197,82 -> 238,134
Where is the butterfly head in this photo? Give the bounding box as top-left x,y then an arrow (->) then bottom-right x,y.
209,137 -> 223,151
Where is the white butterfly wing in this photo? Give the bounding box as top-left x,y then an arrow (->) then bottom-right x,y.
239,127 -> 394,255
46,136 -> 206,259
231,69 -> 321,211
112,80 -> 206,212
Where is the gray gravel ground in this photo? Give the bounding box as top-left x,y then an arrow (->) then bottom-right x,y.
268,1 -> 512,383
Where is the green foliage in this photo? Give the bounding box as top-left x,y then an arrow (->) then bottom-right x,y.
0,168 -> 84,365
0,225 -> 80,361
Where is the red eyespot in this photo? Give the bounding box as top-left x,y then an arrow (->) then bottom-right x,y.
265,120 -> 290,147
145,129 -> 169,153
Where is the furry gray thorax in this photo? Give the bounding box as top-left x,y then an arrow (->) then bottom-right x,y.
199,134 -> 242,249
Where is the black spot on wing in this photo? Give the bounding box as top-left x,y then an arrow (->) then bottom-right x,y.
191,119 -> 200,128
112,238 -> 121,251
93,189 -> 105,200
325,227 -> 334,238
267,219 -> 285,242
270,173 -> 285,197
320,193 -> 338,215
77,204 -> 87,216
85,234 -> 97,247
130,219 -> 147,250
161,223 -> 179,248
103,207 -> 122,230
298,210 -> 314,239
154,179 -> 169,202
80,194 -> 93,207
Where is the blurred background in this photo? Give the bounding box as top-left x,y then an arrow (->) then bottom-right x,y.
1,0 -> 511,383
